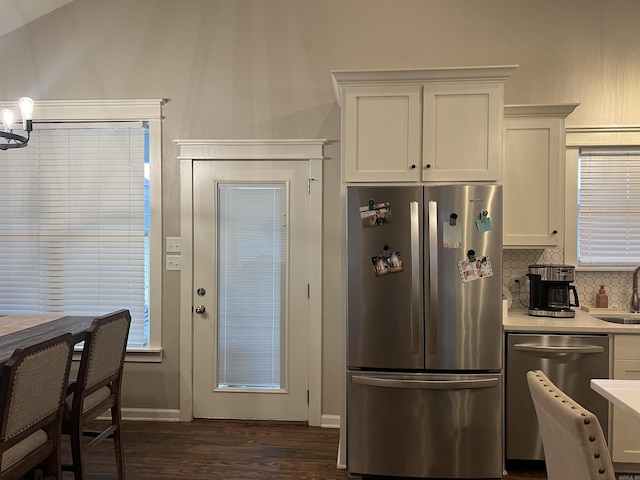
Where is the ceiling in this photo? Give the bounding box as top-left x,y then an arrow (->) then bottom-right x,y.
0,0 -> 74,38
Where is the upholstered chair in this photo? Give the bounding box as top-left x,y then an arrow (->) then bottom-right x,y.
0,333 -> 74,479
527,369 -> 615,480
63,309 -> 131,480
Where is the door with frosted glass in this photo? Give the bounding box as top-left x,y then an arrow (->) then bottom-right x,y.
192,160 -> 309,420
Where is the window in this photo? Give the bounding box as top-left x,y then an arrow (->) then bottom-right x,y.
577,149 -> 640,267
565,127 -> 640,271
0,100 -> 163,352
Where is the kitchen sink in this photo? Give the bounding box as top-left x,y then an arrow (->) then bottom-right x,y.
596,315 -> 640,325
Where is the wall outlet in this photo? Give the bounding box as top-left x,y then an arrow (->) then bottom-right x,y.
166,237 -> 181,253
513,276 -> 528,292
166,255 -> 181,271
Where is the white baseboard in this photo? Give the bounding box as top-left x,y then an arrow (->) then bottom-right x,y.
99,408 -> 181,422
320,414 -> 340,429
337,436 -> 347,469
105,408 -> 339,427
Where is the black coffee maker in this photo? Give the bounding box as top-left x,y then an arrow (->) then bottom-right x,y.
527,264 -> 580,318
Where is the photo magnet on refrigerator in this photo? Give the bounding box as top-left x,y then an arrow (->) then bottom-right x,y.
359,200 -> 392,228
371,245 -> 404,277
458,256 -> 493,283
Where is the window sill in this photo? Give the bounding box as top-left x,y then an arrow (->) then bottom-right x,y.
73,347 -> 163,363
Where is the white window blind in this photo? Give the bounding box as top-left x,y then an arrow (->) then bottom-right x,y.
578,149 -> 640,267
0,123 -> 148,346
216,184 -> 286,389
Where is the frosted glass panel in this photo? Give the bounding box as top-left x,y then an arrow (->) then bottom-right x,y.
217,184 -> 286,389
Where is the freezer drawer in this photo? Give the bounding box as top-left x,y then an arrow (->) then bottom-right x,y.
347,371 -> 503,479
505,333 -> 609,461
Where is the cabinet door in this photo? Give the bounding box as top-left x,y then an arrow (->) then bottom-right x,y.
503,117 -> 562,247
422,83 -> 501,182
343,85 -> 422,182
611,336 -> 640,464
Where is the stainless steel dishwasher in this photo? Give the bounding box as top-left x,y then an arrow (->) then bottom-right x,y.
506,333 -> 610,460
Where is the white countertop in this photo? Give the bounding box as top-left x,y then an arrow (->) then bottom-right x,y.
591,379 -> 640,422
504,308 -> 640,334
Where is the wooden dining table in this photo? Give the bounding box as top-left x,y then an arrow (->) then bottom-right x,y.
0,314 -> 95,366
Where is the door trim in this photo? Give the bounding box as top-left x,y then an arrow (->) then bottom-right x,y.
176,139 -> 327,425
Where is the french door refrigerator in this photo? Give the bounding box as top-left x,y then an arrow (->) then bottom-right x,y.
347,185 -> 503,479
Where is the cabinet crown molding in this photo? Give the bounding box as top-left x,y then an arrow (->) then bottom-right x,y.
504,104 -> 580,119
330,65 -> 518,105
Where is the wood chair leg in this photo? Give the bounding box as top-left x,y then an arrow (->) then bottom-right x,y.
112,406 -> 125,479
47,446 -> 62,480
70,424 -> 85,480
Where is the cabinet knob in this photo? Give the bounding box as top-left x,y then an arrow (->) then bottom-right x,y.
410,164 -> 416,169
552,230 -> 558,235
425,164 -> 431,169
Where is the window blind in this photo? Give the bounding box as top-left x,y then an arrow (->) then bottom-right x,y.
216,184 -> 286,389
0,123 -> 148,345
578,149 -> 640,267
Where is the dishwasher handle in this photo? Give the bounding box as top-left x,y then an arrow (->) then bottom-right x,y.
351,375 -> 499,390
513,343 -> 604,355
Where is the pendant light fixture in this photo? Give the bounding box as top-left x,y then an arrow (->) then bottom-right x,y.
0,97 -> 34,150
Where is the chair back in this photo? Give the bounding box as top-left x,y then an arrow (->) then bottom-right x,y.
526,370 -> 615,480
77,309 -> 131,395
0,333 -> 74,474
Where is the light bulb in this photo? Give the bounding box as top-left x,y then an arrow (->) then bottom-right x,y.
19,97 -> 34,131
19,97 -> 34,120
1,109 -> 15,132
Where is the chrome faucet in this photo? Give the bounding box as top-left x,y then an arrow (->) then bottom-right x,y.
632,264 -> 640,313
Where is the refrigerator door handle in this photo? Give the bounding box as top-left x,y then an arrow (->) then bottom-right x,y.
513,344 -> 605,355
427,200 -> 438,354
351,375 -> 499,390
410,201 -> 421,354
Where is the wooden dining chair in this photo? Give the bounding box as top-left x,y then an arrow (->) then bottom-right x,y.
526,370 -> 615,480
63,309 -> 131,480
0,333 -> 74,479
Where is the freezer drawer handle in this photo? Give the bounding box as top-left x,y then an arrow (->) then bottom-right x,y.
513,344 -> 604,354
351,375 -> 499,390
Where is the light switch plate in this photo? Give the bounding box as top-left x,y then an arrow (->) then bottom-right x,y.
166,255 -> 181,271
166,237 -> 181,252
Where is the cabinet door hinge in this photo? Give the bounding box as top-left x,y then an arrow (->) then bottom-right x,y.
307,284 -> 310,298
307,389 -> 310,404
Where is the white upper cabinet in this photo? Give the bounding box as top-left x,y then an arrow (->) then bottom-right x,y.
342,85 -> 422,182
331,66 -> 517,183
502,104 -> 579,248
422,82 -> 502,182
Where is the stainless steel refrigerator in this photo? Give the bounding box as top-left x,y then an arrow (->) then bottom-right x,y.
346,184 -> 503,479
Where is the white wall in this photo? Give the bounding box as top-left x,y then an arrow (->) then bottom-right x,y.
0,0 -> 638,418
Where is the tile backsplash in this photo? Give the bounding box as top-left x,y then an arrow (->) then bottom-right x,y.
503,248 -> 634,311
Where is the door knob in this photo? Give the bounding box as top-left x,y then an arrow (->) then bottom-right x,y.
194,305 -> 206,314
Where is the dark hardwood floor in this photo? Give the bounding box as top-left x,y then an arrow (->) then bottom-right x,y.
63,419 -> 548,479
